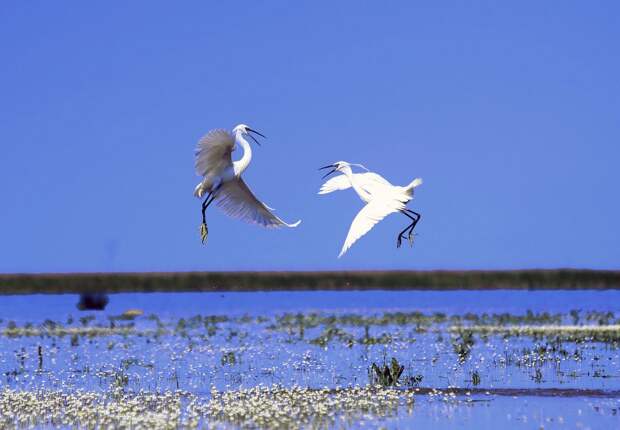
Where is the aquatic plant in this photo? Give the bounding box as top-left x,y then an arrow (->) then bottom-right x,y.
205,385 -> 412,428
310,327 -> 355,347
471,370 -> 481,386
452,330 -> 475,362
221,351 -> 237,366
369,357 -> 405,387
451,324 -> 620,344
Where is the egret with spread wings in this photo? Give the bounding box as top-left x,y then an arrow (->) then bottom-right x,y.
318,161 -> 422,257
194,124 -> 300,243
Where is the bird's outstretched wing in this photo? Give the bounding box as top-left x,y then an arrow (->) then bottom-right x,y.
216,178 -> 301,228
319,172 -> 391,195
195,129 -> 235,176
339,197 -> 405,258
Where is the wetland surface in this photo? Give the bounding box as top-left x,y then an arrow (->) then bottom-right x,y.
0,290 -> 619,428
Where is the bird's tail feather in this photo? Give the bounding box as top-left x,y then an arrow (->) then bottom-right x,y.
407,178 -> 423,190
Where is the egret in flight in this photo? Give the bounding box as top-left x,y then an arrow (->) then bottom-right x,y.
194,124 -> 300,243
319,161 -> 422,257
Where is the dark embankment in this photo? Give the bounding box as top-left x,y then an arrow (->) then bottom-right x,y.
1,270 -> 619,294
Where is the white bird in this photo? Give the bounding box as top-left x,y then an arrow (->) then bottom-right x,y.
194,124 -> 300,243
318,161 -> 422,257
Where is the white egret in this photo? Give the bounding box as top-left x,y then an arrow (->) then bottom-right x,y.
194,124 -> 301,243
318,161 -> 422,257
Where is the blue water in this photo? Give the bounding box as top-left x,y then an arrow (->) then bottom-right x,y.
1,290 -> 619,429
2,289 -> 620,322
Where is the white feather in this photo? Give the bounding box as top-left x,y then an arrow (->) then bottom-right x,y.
216,178 -> 301,228
194,129 -> 235,177
339,197 -> 405,258
319,172 -> 391,196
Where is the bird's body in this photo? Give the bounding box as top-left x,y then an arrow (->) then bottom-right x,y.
193,129 -> 239,197
319,162 -> 422,257
194,124 -> 300,243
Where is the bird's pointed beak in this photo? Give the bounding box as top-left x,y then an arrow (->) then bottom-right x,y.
246,128 -> 265,146
319,164 -> 337,179
247,134 -> 261,146
246,128 -> 265,138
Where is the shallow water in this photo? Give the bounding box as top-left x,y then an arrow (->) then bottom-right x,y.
2,289 -> 620,321
0,290 -> 619,428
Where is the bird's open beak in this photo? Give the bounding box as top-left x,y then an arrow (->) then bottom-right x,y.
246,128 -> 265,146
319,164 -> 337,179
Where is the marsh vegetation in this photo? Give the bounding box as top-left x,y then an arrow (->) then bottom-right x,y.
2,269 -> 620,294
0,291 -> 619,428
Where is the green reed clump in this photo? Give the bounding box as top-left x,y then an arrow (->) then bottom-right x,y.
221,351 -> 237,366
533,368 -> 543,383
369,357 -> 405,387
471,370 -> 481,386
452,330 -> 475,362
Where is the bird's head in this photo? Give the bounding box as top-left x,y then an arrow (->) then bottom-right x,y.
319,161 -> 368,178
232,124 -> 266,146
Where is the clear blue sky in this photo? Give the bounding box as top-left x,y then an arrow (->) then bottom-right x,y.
1,2 -> 619,272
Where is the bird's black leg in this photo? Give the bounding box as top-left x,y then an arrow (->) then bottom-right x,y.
199,184 -> 223,244
201,192 -> 216,224
199,192 -> 217,244
405,210 -> 421,245
397,210 -> 417,248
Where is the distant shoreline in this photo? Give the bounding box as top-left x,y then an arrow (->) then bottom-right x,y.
0,270 -> 619,294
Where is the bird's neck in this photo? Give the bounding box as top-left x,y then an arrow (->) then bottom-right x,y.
342,167 -> 371,202
233,133 -> 252,176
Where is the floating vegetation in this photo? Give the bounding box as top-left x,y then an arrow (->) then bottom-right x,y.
3,325 -> 140,338
273,310 -> 569,332
0,386 -> 417,429
310,327 -> 355,347
205,385 -> 414,429
309,326 -> 393,347
2,386 -> 617,429
0,389 -> 192,429
451,324 -> 620,343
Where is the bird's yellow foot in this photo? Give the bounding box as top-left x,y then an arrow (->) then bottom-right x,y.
199,223 -> 209,244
